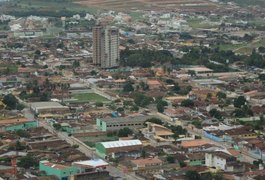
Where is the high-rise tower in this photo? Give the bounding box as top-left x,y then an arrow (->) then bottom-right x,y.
92,26 -> 119,68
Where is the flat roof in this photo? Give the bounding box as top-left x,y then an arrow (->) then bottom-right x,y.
73,159 -> 108,168
98,115 -> 155,124
31,102 -> 68,110
100,139 -> 142,149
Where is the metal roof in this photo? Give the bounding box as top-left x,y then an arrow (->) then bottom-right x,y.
101,139 -> 142,149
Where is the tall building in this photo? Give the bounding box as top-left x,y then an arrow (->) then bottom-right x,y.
92,26 -> 105,66
92,26 -> 120,68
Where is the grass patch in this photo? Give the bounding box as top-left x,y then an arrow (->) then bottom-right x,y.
72,93 -> 109,103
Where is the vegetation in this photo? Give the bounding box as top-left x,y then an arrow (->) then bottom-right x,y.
166,155 -> 175,163
145,118 -> 163,125
17,155 -> 38,169
118,127 -> 133,137
3,94 -> 24,110
72,93 -> 109,103
133,93 -> 153,107
181,99 -> 194,107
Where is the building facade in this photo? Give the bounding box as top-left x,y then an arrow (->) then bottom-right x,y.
96,115 -> 154,132
92,26 -> 119,68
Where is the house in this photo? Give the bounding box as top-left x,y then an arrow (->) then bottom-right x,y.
0,118 -> 38,132
186,152 -> 205,166
146,80 -> 164,90
131,158 -> 163,170
180,139 -> 212,152
141,122 -> 174,146
39,160 -> 78,180
95,139 -> 143,159
205,151 -> 237,171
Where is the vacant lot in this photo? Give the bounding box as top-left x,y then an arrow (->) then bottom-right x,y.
72,93 -> 109,103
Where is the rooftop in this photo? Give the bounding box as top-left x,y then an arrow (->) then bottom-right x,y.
41,160 -> 70,170
181,139 -> 211,148
73,159 -> 108,168
100,139 -> 142,149
131,158 -> 162,166
30,102 -> 68,110
98,115 -> 155,124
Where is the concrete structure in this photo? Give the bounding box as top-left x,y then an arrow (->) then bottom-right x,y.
92,26 -> 119,68
30,102 -> 69,114
96,115 -> 154,132
96,139 -> 142,159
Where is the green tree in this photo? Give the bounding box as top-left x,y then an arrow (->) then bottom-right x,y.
123,82 -> 134,92
73,60 -> 80,68
95,102 -> 103,107
16,130 -> 30,138
145,118 -> 163,125
186,170 -> 200,180
118,127 -> 133,137
157,101 -> 166,113
181,99 -> 194,107
216,91 -> 226,100
53,123 -> 62,130
17,155 -> 38,169
166,155 -> 175,163
234,96 -> 247,108
209,108 -> 223,120
3,94 -> 19,110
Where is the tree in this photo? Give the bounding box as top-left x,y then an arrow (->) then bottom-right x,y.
209,108 -> 223,120
179,160 -> 186,167
216,91 -> 226,100
73,60 -> 80,68
192,120 -> 202,129
181,99 -> 194,107
53,123 -> 62,130
95,102 -> 103,107
186,170 -> 200,180
123,82 -> 134,92
17,155 -> 38,169
166,155 -> 175,163
157,102 -> 164,113
16,130 -> 30,138
234,96 -> 247,108
145,118 -> 163,125
3,94 -> 19,110
118,127 -> 133,137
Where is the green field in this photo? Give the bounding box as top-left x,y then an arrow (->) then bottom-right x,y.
220,0 -> 265,8
72,93 -> 109,103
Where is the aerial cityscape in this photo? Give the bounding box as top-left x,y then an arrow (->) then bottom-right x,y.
0,0 -> 265,179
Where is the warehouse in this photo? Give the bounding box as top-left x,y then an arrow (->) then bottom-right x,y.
96,139 -> 143,159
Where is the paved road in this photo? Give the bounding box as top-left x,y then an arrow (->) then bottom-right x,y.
22,106 -> 142,179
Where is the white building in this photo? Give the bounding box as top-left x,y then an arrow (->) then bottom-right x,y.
205,151 -> 236,171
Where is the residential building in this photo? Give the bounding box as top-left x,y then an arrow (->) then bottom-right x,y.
92,26 -> 120,68
180,139 -> 212,152
0,118 -> 38,132
39,160 -> 78,180
205,151 -> 237,171
92,26 -> 105,66
186,153 -> 205,166
102,26 -> 119,68
95,139 -> 143,159
96,115 -> 154,132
